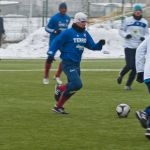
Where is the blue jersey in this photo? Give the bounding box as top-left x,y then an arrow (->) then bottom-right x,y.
48,27 -> 103,62
45,13 -> 70,43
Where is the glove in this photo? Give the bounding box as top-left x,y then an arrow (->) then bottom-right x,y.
125,34 -> 132,39
140,37 -> 145,41
99,39 -> 105,46
136,72 -> 144,83
54,30 -> 61,35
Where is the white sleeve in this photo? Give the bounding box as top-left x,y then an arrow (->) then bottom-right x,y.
136,38 -> 148,73
144,22 -> 149,38
119,19 -> 128,38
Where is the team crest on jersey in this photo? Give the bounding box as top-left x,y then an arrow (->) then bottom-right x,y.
133,29 -> 139,34
76,44 -> 84,51
58,21 -> 68,27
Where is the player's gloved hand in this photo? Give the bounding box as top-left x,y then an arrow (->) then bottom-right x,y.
54,30 -> 61,35
136,72 -> 144,83
140,37 -> 145,41
125,34 -> 132,39
99,39 -> 105,46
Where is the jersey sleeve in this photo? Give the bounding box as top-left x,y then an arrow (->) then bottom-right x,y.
119,18 -> 129,38
45,17 -> 57,34
85,31 -> 102,50
47,31 -> 68,56
136,37 -> 148,73
144,21 -> 149,38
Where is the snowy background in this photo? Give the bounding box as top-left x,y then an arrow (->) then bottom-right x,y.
0,23 -> 125,59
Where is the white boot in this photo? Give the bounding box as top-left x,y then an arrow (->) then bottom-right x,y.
43,78 -> 49,85
54,76 -> 62,85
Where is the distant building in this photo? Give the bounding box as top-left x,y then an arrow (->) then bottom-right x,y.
0,0 -> 150,23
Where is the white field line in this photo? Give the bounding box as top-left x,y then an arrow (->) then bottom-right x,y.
0,69 -> 120,72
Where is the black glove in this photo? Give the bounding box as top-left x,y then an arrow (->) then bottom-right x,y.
99,39 -> 105,46
136,72 -> 144,83
140,37 -> 145,41
54,30 -> 61,35
125,34 -> 132,39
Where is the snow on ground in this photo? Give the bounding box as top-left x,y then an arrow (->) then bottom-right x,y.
0,25 -> 124,59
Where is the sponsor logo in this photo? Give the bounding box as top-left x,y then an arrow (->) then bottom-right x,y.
73,38 -> 87,43
70,69 -> 75,72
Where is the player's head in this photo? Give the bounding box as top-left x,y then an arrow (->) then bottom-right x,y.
133,3 -> 143,17
59,2 -> 67,15
74,12 -> 87,29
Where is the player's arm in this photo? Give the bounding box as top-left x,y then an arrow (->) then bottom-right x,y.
45,17 -> 60,34
140,21 -> 149,41
119,18 -> 132,39
136,36 -> 148,83
47,31 -> 68,57
85,31 -> 105,50
136,38 -> 147,73
144,21 -> 149,37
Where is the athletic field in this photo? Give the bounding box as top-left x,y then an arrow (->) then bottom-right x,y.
0,59 -> 149,150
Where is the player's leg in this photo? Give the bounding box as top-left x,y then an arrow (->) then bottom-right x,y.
54,61 -> 63,85
146,82 -> 150,93
52,62 -> 82,114
136,82 -> 150,139
43,56 -> 53,84
144,82 -> 150,139
125,68 -> 136,90
0,34 -> 2,47
125,48 -> 136,90
117,48 -> 130,84
136,82 -> 150,128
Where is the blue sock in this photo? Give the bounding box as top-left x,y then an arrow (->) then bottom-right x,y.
144,106 -> 150,116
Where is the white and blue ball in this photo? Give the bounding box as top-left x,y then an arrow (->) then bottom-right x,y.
116,103 -> 130,118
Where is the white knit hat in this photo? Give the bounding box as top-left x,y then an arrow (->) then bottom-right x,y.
74,12 -> 87,23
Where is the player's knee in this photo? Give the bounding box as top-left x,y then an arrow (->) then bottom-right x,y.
74,81 -> 83,91
46,56 -> 53,64
131,67 -> 136,72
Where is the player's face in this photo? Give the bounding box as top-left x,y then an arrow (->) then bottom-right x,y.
77,21 -> 87,29
134,10 -> 142,17
59,8 -> 67,15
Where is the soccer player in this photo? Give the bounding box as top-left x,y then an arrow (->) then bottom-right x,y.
135,35 -> 150,139
117,3 -> 149,90
43,2 -> 70,85
47,12 -> 105,114
0,15 -> 5,48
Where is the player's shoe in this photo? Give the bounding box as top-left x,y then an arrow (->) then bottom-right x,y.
136,111 -> 148,128
54,76 -> 62,85
117,76 -> 123,84
43,78 -> 49,85
54,85 -> 62,101
125,86 -> 132,90
52,106 -> 68,114
145,128 -> 150,140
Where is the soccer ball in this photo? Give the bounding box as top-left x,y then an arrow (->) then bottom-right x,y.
116,103 -> 130,118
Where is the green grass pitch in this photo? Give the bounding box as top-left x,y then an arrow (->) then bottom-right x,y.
0,59 -> 150,150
